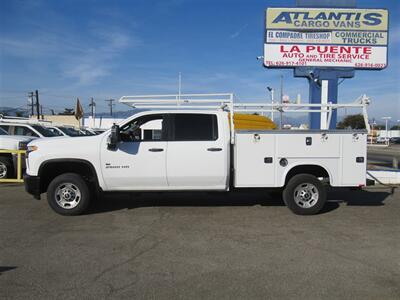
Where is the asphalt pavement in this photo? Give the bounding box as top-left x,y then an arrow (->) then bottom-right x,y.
0,184 -> 399,299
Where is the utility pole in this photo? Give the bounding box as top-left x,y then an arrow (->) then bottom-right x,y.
35,90 -> 40,120
28,92 -> 35,117
105,99 -> 115,117
280,75 -> 283,129
89,98 -> 96,118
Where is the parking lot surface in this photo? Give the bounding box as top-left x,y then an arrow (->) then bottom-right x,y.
1,184 -> 399,299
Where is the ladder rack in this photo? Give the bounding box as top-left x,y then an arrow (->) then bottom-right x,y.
119,93 -> 371,144
119,93 -> 234,109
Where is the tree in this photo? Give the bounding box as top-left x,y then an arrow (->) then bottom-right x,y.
337,114 -> 366,129
390,125 -> 400,130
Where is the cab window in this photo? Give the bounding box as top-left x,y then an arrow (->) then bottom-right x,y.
13,126 -> 39,137
0,125 -> 10,134
120,114 -> 164,142
171,114 -> 218,141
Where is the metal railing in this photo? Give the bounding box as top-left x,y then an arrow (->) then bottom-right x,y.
0,150 -> 26,183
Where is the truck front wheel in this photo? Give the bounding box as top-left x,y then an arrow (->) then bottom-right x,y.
47,173 -> 91,216
283,174 -> 326,215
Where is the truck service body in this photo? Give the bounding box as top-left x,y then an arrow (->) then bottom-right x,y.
24,103 -> 368,216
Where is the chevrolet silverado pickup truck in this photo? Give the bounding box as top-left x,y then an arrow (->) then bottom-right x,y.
24,95 -> 368,216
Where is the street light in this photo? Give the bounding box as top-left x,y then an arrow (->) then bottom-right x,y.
267,86 -> 274,121
382,116 -> 391,145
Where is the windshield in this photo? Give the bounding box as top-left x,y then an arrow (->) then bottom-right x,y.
58,127 -> 83,137
47,127 -> 64,136
31,125 -> 58,137
81,129 -> 96,136
0,127 -> 8,135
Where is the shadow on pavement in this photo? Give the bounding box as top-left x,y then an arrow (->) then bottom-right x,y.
328,188 -> 393,206
87,188 -> 393,215
88,190 -> 284,215
0,266 -> 17,275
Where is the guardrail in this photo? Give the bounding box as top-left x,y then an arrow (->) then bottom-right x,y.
0,150 -> 26,183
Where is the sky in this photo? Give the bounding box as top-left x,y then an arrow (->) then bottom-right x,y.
0,0 -> 399,125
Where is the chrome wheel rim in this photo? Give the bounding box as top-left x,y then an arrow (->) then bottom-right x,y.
293,183 -> 319,209
55,183 -> 81,209
0,162 -> 7,179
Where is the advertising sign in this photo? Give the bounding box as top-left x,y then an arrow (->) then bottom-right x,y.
264,8 -> 388,69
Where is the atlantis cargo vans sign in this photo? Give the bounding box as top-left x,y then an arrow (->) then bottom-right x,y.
264,8 -> 388,69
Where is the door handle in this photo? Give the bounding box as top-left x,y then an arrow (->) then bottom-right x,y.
207,147 -> 222,152
148,148 -> 164,152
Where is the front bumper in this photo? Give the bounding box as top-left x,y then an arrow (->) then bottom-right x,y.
24,174 -> 41,200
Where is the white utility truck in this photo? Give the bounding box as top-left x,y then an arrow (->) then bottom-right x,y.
24,94 -> 370,216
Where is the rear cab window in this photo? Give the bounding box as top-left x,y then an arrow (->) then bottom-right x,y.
171,114 -> 218,141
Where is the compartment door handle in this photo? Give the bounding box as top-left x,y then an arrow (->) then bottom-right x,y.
148,148 -> 164,152
207,148 -> 222,152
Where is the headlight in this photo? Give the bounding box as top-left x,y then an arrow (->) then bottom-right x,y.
27,145 -> 38,154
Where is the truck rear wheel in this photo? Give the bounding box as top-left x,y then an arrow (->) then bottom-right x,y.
47,173 -> 91,216
0,157 -> 13,179
283,174 -> 326,215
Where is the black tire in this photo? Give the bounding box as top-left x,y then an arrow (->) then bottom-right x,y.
47,173 -> 91,216
0,156 -> 13,179
283,174 -> 326,215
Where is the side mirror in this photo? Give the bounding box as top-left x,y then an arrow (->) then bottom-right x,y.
107,124 -> 121,150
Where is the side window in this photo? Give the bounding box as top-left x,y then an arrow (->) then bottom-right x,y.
172,114 -> 218,141
0,125 -> 10,134
14,126 -> 39,137
120,114 -> 164,142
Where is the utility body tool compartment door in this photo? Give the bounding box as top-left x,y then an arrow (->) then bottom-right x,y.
234,133 -> 276,187
341,133 -> 367,186
166,113 -> 228,190
276,133 -> 340,158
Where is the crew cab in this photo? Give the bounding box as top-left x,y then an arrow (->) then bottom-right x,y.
24,102 -> 368,216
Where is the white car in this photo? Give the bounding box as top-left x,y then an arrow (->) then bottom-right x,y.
0,122 -> 58,138
0,128 -> 36,179
376,136 -> 389,144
